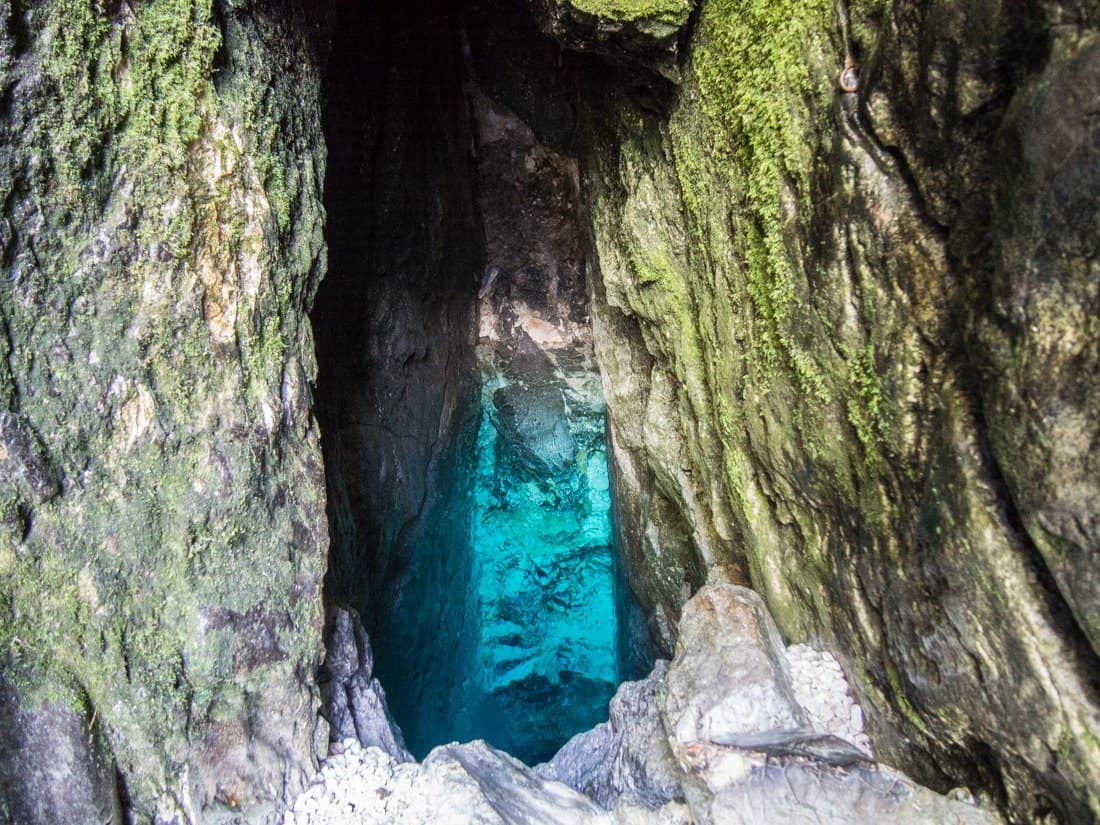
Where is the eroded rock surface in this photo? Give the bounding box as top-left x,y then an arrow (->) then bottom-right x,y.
0,1 -> 329,820
572,0 -> 1100,819
300,583 -> 999,825
314,0 -> 486,765
0,676 -> 123,825
318,608 -> 413,762
537,661 -> 681,809
527,0 -> 696,80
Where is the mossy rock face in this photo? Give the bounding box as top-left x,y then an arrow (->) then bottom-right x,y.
0,0 -> 329,820
527,0 -> 695,80
574,0 -> 1100,821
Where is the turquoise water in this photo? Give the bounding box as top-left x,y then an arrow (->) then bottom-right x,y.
457,371 -> 619,762
374,354 -> 622,765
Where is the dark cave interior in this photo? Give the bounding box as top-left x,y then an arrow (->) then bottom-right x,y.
312,0 -> 643,763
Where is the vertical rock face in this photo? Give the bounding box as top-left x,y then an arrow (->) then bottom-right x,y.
535,0 -> 1100,820
312,0 -> 485,768
0,0 -> 330,820
2,0 -> 1095,822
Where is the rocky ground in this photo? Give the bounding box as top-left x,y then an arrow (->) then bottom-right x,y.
288,583 -> 1000,824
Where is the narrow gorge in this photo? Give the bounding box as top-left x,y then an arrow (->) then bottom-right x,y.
0,0 -> 1097,823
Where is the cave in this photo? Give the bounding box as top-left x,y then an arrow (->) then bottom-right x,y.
2,0 -> 1096,821
311,0 -> 640,764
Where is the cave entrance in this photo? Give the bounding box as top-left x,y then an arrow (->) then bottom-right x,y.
313,0 -> 632,765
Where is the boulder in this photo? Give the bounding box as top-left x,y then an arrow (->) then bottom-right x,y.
661,584 -> 808,753
659,585 -> 1000,825
538,660 -> 681,809
529,583 -> 1000,824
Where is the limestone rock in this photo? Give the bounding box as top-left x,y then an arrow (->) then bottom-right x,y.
576,0 -> 1100,818
661,584 -> 807,752
318,608 -> 413,762
294,583 -> 999,825
656,584 -> 1000,825
491,366 -> 577,477
285,739 -> 612,825
980,35 -> 1100,653
527,0 -> 695,80
701,761 -> 999,825
611,798 -> 693,825
785,644 -> 871,755
0,1 -> 329,819
314,0 -> 485,761
538,660 -> 681,809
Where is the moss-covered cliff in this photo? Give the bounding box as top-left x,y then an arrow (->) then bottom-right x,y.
0,1 -> 329,820
558,0 -> 1099,821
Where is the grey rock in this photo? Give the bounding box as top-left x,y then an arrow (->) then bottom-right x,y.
611,797 -> 693,825
0,676 -> 123,825
539,660 -> 680,809
656,585 -> 999,825
318,608 -> 412,762
0,412 -> 59,505
438,741 -> 612,825
284,739 -> 612,824
661,584 -> 808,752
292,583 -> 1000,825
785,644 -> 872,755
702,761 -> 998,825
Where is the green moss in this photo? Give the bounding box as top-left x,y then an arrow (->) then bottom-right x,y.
845,343 -> 885,462
687,0 -> 833,396
884,659 -> 932,735
1,1 -> 327,815
568,0 -> 691,25
40,0 -> 220,213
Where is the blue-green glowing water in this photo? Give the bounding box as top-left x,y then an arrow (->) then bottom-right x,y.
374,352 -> 623,765
459,372 -> 619,763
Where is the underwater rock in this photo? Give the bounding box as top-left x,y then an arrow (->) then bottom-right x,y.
491,377 -> 576,477
467,329 -> 619,761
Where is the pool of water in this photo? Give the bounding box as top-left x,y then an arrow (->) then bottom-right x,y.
374,347 -> 622,765
457,366 -> 619,763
